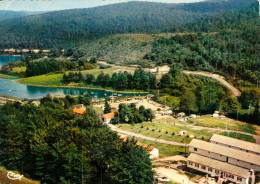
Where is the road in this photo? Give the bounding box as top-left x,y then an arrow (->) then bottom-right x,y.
183,70 -> 240,97
105,123 -> 186,146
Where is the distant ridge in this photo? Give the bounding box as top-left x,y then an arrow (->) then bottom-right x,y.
0,0 -> 256,49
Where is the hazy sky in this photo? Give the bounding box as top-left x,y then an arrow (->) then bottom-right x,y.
0,0 -> 205,11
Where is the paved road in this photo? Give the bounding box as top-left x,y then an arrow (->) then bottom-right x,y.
106,123 -> 186,146
183,71 -> 240,97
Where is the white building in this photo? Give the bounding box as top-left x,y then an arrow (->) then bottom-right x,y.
210,134 -> 260,156
187,138 -> 259,184
189,139 -> 260,172
188,153 -> 254,184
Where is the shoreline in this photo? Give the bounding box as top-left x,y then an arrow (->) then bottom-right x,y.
16,80 -> 149,94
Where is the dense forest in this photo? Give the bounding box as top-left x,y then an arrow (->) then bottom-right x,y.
0,0 -> 255,49
143,3 -> 259,85
0,95 -> 153,184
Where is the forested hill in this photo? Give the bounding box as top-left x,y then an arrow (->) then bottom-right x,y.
182,2 -> 259,32
0,11 -> 45,22
144,2 -> 259,84
0,0 -> 255,49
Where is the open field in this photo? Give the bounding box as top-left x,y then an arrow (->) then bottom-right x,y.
0,166 -> 39,184
136,138 -> 186,158
19,73 -> 63,86
189,115 -> 256,134
115,122 -> 218,144
0,73 -> 19,79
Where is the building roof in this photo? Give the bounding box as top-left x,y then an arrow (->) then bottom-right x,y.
188,153 -> 250,178
102,112 -> 115,119
189,139 -> 260,166
210,134 -> 260,154
73,108 -> 85,115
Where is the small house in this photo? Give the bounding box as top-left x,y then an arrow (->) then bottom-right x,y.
177,112 -> 185,117
212,113 -> 219,118
71,104 -> 86,115
102,112 -> 115,123
190,114 -> 197,118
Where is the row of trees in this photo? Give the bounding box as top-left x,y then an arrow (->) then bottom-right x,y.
25,58 -> 95,77
63,68 -> 157,91
0,96 -> 153,183
111,103 -> 155,125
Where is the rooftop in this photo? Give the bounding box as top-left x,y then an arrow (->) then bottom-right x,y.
73,108 -> 85,115
210,134 -> 260,154
189,139 -> 260,166
188,153 -> 251,178
102,112 -> 115,119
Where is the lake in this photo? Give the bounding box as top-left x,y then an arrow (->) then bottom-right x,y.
0,56 -> 147,99
0,55 -> 24,66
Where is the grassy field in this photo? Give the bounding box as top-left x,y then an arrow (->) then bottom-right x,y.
19,73 -> 63,86
79,67 -> 117,77
0,73 -> 19,79
136,138 -> 186,158
115,121 -> 218,144
0,166 -> 39,184
220,132 -> 256,143
189,115 -> 256,134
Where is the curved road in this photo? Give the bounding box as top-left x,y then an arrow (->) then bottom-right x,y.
183,71 -> 240,97
105,123 -> 186,146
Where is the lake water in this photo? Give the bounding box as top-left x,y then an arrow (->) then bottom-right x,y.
0,56 -> 24,66
0,56 -> 146,99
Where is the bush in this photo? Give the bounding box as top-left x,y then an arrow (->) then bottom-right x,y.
171,132 -> 175,136
165,131 -> 168,134
146,127 -> 149,130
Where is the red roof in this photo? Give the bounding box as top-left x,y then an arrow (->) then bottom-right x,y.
73,108 -> 85,115
102,112 -> 115,119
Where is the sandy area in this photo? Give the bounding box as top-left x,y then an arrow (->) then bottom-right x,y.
154,167 -> 196,184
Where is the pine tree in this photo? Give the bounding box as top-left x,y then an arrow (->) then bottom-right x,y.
104,98 -> 111,114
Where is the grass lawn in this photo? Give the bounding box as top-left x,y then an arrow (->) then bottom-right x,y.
220,132 -> 256,143
19,73 -> 63,86
115,121 -> 218,144
0,73 -> 19,79
79,67 -> 117,77
136,138 -> 186,158
190,115 -> 256,134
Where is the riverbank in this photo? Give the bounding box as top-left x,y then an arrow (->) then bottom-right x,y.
0,73 -> 19,79
17,80 -> 148,94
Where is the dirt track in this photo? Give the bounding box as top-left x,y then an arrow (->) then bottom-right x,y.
183,71 -> 240,97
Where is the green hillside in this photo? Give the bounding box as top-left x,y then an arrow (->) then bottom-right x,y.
0,0 -> 255,49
